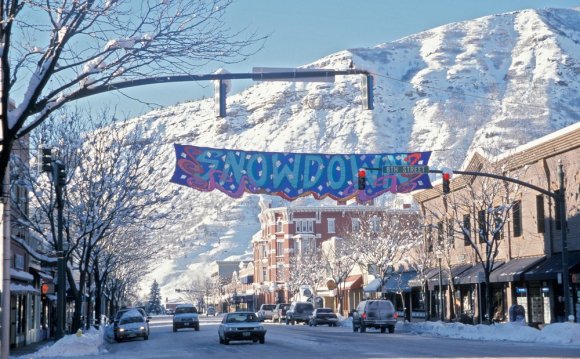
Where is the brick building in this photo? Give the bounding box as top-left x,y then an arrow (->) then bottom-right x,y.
412,122 -> 580,325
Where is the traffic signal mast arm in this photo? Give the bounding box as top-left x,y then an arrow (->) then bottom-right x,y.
429,169 -> 556,199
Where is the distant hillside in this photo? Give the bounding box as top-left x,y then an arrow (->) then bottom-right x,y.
132,8 -> 580,298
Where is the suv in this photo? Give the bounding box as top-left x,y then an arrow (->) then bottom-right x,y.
173,304 -> 200,332
286,302 -> 314,325
257,304 -> 276,322
352,299 -> 397,333
272,303 -> 291,323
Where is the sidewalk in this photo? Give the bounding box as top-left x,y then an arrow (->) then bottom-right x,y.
9,340 -> 55,358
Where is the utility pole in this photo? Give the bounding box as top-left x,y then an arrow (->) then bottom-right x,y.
54,162 -> 67,339
558,161 -> 571,320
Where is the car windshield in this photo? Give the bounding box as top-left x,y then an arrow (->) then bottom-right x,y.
175,306 -> 197,314
226,313 -> 259,323
317,309 -> 332,313
119,316 -> 144,324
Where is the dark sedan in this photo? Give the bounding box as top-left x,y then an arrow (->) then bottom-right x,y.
308,308 -> 339,327
218,312 -> 266,345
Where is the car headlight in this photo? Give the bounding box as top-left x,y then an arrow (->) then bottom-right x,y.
118,328 -> 125,332
139,326 -> 146,331
257,326 -> 264,331
226,327 -> 235,332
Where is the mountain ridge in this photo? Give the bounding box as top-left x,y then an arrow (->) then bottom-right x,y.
136,7 -> 579,298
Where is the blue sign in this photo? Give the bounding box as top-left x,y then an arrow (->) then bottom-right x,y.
171,145 -> 432,201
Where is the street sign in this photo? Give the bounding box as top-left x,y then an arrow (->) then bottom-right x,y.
382,165 -> 429,174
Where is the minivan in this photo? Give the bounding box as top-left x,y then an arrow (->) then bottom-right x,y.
352,299 -> 397,333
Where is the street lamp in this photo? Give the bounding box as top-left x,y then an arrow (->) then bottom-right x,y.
435,250 -> 444,322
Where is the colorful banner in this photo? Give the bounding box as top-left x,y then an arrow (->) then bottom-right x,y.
170,145 -> 432,201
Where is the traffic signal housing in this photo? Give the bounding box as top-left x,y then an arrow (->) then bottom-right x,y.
41,148 -> 53,172
442,171 -> 451,194
56,163 -> 66,186
358,169 -> 366,190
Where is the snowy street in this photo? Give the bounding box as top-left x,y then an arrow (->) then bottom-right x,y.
13,315 -> 580,359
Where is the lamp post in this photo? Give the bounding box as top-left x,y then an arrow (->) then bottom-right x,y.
435,250 -> 444,322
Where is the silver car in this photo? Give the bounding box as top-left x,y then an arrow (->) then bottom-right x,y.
115,309 -> 150,342
218,312 -> 266,345
173,304 -> 200,332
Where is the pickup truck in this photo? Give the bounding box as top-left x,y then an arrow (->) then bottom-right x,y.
272,303 -> 291,323
257,304 -> 276,322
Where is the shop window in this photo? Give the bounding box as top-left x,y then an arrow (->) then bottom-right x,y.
327,218 -> 335,233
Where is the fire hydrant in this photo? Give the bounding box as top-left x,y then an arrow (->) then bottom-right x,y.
76,329 -> 83,337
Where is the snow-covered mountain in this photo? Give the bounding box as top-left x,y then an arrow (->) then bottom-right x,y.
135,8 -> 580,298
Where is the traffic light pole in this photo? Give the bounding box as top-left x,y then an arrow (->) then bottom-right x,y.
53,164 -> 66,339
430,165 -> 570,320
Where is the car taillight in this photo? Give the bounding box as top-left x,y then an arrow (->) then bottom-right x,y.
362,313 -> 366,319
393,312 -> 398,319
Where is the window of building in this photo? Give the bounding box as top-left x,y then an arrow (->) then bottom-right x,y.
493,207 -> 503,241
299,238 -> 315,254
371,216 -> 380,232
463,215 -> 471,245
262,267 -> 268,282
478,210 -> 486,243
276,263 -> 284,282
276,220 -> 283,233
447,219 -> 455,248
437,221 -> 444,247
327,218 -> 335,233
276,241 -> 284,257
296,219 -> 314,233
536,195 -> 545,233
512,201 -> 522,237
352,218 -> 361,232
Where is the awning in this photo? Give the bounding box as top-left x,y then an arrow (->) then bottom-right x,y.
409,268 -> 440,287
432,264 -> 473,286
363,278 -> 382,293
340,275 -> 363,290
524,251 -> 580,281
382,271 -> 417,293
10,283 -> 39,294
490,256 -> 545,283
455,262 -> 504,285
10,268 -> 33,282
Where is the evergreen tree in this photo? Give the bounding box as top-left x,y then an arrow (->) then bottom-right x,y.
148,280 -> 163,314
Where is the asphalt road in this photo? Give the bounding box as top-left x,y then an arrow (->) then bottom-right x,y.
84,315 -> 580,359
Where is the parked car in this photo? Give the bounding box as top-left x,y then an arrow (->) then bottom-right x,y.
218,311 -> 266,345
272,303 -> 291,323
352,299 -> 397,333
257,304 -> 276,322
114,309 -> 150,342
206,306 -> 216,316
173,304 -> 200,332
308,308 -> 339,327
286,302 -> 314,325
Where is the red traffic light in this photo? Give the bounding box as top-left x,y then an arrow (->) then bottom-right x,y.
358,169 -> 366,178
442,172 -> 450,181
358,169 -> 366,190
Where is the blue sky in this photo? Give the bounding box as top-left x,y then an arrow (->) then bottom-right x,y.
101,0 -> 579,118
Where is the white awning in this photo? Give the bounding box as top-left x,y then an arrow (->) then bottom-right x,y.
10,283 -> 39,294
363,278 -> 382,293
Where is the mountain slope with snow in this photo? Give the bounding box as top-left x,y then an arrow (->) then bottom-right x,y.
134,8 -> 580,297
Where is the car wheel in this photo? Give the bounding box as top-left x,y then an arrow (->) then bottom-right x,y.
291,320 -> 295,325
388,325 -> 395,334
285,318 -> 290,325
144,334 -> 149,340
253,339 -> 258,343
360,321 -> 366,333
195,325 -> 200,331
219,336 -> 224,344
259,337 -> 265,344
380,326 -> 386,333
224,338 -> 230,345
173,325 -> 177,332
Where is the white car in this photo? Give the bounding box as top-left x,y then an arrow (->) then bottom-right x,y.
115,309 -> 149,342
173,304 -> 200,332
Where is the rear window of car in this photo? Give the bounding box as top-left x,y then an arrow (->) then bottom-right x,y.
317,308 -> 332,313
367,300 -> 394,311
295,303 -> 314,311
262,305 -> 276,310
175,306 -> 197,314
